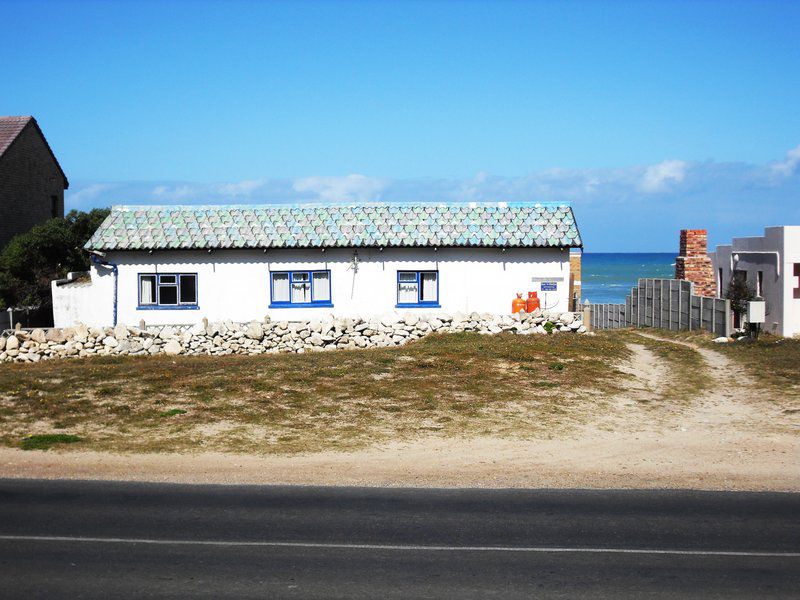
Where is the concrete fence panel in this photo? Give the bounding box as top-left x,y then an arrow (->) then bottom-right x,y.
589,278 -> 731,336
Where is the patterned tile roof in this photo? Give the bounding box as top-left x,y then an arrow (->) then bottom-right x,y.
86,202 -> 582,251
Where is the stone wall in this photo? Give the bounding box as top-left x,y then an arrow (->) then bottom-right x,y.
675,229 -> 716,297
0,310 -> 587,363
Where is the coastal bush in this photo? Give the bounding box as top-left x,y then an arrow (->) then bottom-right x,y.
0,208 -> 110,317
20,433 -> 82,451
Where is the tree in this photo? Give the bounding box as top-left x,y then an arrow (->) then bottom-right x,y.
0,209 -> 110,316
725,274 -> 755,325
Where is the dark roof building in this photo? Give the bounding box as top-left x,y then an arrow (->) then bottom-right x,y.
0,116 -> 69,249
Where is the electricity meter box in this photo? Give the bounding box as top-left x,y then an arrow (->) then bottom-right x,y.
747,300 -> 766,324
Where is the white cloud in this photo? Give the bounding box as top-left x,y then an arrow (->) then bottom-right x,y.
292,174 -> 387,202
65,183 -> 118,207
770,144 -> 800,177
152,184 -> 197,200
216,179 -> 266,197
63,143 -> 800,251
640,159 -> 688,193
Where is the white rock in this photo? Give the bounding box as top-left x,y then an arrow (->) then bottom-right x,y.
46,329 -> 67,343
244,321 -> 264,340
73,324 -> 89,343
713,336 -> 730,343
560,312 -> 575,325
102,336 -> 119,348
164,339 -> 183,355
114,324 -> 129,339
404,314 -> 419,326
30,329 -> 47,344
0,337 -> 5,352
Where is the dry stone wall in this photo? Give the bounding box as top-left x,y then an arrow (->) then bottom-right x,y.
0,310 -> 587,363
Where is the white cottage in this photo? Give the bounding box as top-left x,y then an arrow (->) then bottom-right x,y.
52,202 -> 583,328
709,225 -> 800,337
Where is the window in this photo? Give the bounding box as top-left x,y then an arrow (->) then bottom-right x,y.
794,264 -> 800,300
138,273 -> 198,309
718,268 -> 723,298
50,196 -> 58,218
397,271 -> 439,307
756,271 -> 764,298
270,270 -> 332,307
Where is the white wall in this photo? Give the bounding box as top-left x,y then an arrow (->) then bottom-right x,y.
709,226 -> 800,337
51,269 -> 115,328
56,246 -> 573,327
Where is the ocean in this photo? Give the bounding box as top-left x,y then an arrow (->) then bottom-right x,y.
581,253 -> 675,304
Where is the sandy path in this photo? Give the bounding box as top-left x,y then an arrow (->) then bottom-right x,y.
1,335 -> 798,490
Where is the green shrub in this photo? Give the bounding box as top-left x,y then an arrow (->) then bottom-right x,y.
21,434 -> 82,451
159,408 -> 188,417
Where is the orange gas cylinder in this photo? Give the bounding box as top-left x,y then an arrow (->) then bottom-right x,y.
526,291 -> 540,313
512,293 -> 526,314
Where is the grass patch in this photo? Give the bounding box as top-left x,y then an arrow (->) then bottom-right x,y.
159,408 -> 188,417
0,332 -> 633,455
21,434 -> 82,451
643,329 -> 800,393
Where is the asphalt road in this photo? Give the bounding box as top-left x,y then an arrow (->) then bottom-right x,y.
0,479 -> 798,599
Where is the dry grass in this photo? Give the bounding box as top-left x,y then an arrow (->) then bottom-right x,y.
0,332 -> 632,454
643,329 -> 800,394
626,332 -> 713,404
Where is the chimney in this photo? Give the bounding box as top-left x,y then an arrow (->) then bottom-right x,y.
675,229 -> 716,297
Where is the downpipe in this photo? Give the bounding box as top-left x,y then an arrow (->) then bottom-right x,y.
90,253 -> 118,327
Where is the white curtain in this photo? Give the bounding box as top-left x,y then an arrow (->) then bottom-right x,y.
291,273 -> 311,303
398,272 -> 418,304
140,276 -> 155,304
312,272 -> 330,302
421,272 -> 438,302
272,273 -> 290,302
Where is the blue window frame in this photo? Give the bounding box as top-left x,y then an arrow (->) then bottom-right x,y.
396,270 -> 439,308
138,273 -> 199,310
270,270 -> 333,308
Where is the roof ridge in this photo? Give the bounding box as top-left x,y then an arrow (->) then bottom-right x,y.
110,201 -> 572,211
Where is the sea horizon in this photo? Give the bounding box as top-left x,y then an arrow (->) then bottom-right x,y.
581,252 -> 675,304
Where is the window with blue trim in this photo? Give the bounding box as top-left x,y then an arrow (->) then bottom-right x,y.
270,270 -> 332,307
138,273 -> 198,309
397,271 -> 439,307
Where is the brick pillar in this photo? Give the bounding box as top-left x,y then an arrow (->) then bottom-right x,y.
675,229 -> 716,297
569,251 -> 582,311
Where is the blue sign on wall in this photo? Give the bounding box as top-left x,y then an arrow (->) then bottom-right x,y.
541,282 -> 558,291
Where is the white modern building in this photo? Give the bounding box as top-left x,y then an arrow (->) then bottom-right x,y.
52,202 -> 583,328
709,225 -> 800,337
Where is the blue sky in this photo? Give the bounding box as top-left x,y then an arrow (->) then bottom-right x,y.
2,0 -> 800,251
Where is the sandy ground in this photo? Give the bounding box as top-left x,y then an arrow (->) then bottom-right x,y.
1,335 -> 798,490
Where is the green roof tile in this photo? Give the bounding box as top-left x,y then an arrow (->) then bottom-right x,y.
85,202 -> 582,251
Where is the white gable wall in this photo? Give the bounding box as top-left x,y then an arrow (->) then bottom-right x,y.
709,226 -> 800,337
56,246 -> 572,327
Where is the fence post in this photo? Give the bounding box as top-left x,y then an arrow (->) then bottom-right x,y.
664,279 -> 670,329
723,299 -> 732,337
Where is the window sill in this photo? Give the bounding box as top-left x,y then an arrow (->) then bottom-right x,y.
137,305 -> 200,310
269,302 -> 334,309
396,303 -> 441,309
